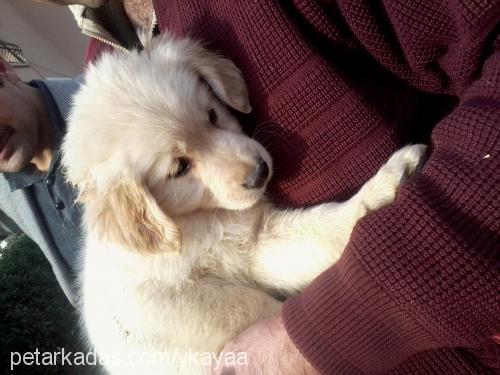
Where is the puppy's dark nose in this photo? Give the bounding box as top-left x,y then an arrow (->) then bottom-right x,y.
243,157 -> 269,189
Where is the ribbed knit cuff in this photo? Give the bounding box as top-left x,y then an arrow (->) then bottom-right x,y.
282,251 -> 437,374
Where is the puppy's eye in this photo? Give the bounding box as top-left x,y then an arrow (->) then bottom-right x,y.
171,158 -> 191,178
208,108 -> 217,125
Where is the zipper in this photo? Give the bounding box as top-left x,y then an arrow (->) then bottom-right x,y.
83,30 -> 129,52
79,7 -> 158,52
70,5 -> 129,52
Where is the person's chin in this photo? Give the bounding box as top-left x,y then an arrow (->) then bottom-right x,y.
0,146 -> 35,173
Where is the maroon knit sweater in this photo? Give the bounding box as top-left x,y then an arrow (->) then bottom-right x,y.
86,1 -> 500,373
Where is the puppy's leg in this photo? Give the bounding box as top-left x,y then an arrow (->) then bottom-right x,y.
251,144 -> 427,295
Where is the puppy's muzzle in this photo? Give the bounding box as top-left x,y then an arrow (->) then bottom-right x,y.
243,157 -> 269,189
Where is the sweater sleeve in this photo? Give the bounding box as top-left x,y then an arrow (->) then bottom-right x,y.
283,1 -> 500,373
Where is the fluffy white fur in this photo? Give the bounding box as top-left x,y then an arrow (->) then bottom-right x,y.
62,34 -> 426,374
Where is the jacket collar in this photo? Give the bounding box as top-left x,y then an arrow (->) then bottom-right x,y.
69,1 -> 145,51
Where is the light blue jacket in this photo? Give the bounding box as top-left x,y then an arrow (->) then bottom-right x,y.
0,78 -> 82,306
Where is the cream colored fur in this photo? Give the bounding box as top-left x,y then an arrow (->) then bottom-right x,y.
62,34 -> 426,374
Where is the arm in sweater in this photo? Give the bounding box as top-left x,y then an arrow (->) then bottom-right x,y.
283,1 -> 500,372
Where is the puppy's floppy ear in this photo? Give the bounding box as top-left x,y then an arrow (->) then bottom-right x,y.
87,179 -> 181,254
189,46 -> 252,114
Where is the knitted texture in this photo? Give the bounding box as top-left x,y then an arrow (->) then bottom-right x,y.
85,1 -> 500,373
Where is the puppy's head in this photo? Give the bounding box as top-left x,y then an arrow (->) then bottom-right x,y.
62,34 -> 272,254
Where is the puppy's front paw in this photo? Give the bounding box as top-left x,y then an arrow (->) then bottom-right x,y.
384,144 -> 427,181
361,144 -> 427,210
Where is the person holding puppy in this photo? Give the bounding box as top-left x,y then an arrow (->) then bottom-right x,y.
33,0 -> 500,374
0,57 -> 82,305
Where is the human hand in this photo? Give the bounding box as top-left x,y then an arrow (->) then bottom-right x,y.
212,316 -> 318,375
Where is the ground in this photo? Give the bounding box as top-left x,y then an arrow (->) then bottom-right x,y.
0,235 -> 98,374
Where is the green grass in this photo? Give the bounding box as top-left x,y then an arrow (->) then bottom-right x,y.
0,235 -> 97,374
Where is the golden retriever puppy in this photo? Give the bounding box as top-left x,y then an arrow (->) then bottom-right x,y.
61,34 -> 426,374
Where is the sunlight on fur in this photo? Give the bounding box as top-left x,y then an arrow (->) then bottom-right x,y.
61,33 -> 426,375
